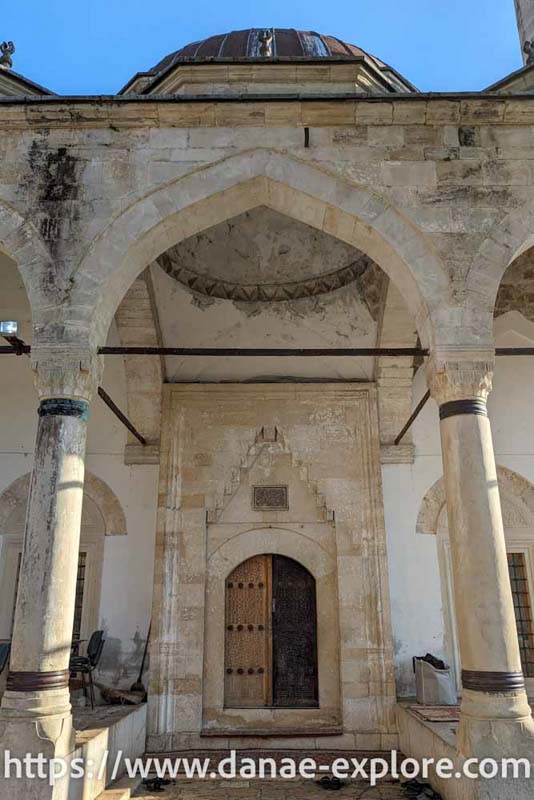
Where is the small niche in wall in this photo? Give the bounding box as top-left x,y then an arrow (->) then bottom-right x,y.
253,485 -> 289,511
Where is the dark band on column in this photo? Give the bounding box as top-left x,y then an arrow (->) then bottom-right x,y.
7,669 -> 70,692
439,399 -> 487,421
462,669 -> 525,693
38,399 -> 89,421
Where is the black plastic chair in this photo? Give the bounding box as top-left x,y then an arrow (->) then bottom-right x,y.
0,643 -> 10,676
69,630 -> 105,709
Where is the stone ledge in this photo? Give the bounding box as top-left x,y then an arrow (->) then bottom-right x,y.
2,95 -> 534,129
380,443 -> 415,464
124,443 -> 160,465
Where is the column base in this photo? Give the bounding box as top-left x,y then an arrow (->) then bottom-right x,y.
0,689 -> 74,800
458,688 -> 534,759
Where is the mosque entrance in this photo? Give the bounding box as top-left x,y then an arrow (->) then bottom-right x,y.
224,554 -> 318,709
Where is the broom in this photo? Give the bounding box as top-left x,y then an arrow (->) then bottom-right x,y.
130,623 -> 151,693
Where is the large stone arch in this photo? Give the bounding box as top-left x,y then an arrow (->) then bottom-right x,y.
0,469 -> 127,536
70,149 -> 451,349
0,197 -> 53,315
417,465 -> 534,536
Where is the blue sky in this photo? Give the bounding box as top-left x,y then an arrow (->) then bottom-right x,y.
2,0 -> 523,95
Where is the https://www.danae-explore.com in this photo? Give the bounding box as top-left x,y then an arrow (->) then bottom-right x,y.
2,749 -> 533,787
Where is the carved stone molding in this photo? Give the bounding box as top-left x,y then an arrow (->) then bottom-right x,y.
158,252 -> 371,303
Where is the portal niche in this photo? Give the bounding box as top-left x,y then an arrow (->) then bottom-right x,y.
224,554 -> 318,708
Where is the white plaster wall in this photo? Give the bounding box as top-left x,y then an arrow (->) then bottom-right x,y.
0,255 -> 158,687
384,320 -> 534,696
382,362 -> 444,697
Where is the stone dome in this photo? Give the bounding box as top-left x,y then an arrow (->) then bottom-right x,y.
121,27 -> 416,95
152,28 -> 386,68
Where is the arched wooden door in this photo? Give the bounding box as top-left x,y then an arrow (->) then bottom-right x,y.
224,554 -> 318,708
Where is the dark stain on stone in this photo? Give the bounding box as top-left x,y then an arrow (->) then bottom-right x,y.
423,185 -> 516,208
458,126 -> 477,147
29,141 -> 78,204
25,138 -> 81,260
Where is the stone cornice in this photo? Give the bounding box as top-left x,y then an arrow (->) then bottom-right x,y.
1,94 -> 534,129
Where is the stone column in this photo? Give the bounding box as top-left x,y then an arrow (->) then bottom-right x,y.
0,348 -> 100,798
427,352 -> 534,759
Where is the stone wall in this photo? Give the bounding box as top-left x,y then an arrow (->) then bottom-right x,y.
3,95 -> 534,353
149,383 -> 397,752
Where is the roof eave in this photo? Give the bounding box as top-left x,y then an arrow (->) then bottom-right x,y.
136,55 -> 417,96
0,67 -> 55,96
483,62 -> 534,92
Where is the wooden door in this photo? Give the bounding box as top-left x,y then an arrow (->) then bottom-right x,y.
224,555 -> 271,707
272,555 -> 318,707
224,554 -> 318,708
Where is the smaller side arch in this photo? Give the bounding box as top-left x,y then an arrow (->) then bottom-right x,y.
416,477 -> 447,536
0,470 -> 127,536
417,466 -> 534,536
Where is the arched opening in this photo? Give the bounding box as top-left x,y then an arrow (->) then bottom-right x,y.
417,467 -> 534,692
0,249 -> 36,440
224,554 -> 318,709
0,491 -> 105,645
71,152 -> 449,350
0,469 -> 127,692
494,244 -> 534,342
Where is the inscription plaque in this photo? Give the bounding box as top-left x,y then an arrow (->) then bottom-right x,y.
253,485 -> 288,510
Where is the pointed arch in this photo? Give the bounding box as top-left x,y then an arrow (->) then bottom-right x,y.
70,149 -> 450,348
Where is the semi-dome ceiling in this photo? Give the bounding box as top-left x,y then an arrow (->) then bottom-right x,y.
156,206 -> 378,303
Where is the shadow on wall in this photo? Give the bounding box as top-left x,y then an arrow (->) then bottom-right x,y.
97,622 -> 150,689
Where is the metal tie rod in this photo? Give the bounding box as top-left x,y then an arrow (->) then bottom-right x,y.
3,345 -> 534,357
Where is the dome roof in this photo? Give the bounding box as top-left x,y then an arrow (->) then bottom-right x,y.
152,29 -> 386,70
120,28 -> 416,95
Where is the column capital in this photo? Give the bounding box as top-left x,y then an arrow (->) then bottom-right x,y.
426,349 -> 494,406
30,344 -> 103,402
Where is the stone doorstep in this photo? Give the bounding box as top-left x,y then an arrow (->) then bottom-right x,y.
141,750 -> 404,770
199,727 -> 343,737
130,777 -> 409,800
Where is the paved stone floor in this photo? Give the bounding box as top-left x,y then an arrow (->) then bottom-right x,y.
133,777 -> 408,799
